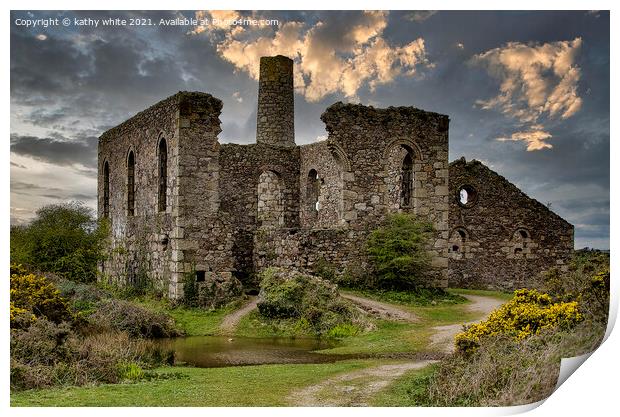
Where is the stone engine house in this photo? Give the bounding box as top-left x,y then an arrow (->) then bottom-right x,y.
97,55 -> 574,302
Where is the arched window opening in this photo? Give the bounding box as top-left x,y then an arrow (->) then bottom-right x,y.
385,143 -> 417,211
400,152 -> 413,207
103,161 -> 110,218
257,170 -> 284,228
127,151 -> 135,216
512,228 -> 531,242
307,169 -> 320,215
158,138 -> 167,212
450,227 -> 470,256
510,228 -> 531,258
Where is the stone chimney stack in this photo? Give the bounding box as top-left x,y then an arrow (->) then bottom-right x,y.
256,55 -> 295,147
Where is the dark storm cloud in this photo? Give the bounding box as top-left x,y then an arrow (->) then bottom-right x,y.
10,29 -> 87,100
10,133 -> 97,168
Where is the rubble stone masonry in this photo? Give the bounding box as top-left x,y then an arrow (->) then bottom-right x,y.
98,55 -> 573,302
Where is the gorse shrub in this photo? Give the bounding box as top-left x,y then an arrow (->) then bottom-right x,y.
10,265 -> 73,327
539,250 -> 609,323
455,289 -> 582,354
366,213 -> 434,289
415,320 -> 606,407
10,202 -> 108,283
9,265 -> 177,390
407,251 -> 609,407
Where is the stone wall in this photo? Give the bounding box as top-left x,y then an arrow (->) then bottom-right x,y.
253,228 -> 370,280
320,103 -> 451,286
98,92 -> 242,302
299,141 -> 347,229
218,143 -> 300,286
172,93 -> 241,302
448,158 -> 574,290
98,93 -> 181,294
98,55 -> 574,304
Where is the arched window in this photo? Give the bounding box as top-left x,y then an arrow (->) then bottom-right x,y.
158,138 -> 167,212
511,228 -> 531,258
127,151 -> 135,216
400,152 -> 413,207
450,227 -> 470,257
307,169 -> 320,215
103,161 -> 110,218
257,170 -> 284,228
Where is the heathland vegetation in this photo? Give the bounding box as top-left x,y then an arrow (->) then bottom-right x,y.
378,250 -> 609,406
9,205 -> 609,407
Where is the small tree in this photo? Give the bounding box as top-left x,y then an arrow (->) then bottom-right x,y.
366,213 -> 434,289
10,202 -> 108,282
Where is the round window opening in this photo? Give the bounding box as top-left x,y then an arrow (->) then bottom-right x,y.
457,185 -> 478,208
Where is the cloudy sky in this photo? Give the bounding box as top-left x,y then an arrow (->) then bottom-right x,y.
10,10 -> 610,248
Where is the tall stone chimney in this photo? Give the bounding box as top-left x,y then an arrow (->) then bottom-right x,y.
256,55 -> 295,147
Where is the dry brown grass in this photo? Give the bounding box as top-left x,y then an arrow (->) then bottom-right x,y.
10,318 -> 173,390
418,319 -> 605,406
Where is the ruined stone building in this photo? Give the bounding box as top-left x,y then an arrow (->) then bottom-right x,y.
97,55 -> 574,303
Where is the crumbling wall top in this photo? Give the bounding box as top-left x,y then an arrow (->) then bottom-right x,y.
320,102 -> 449,133
99,91 -> 222,143
450,157 -> 574,229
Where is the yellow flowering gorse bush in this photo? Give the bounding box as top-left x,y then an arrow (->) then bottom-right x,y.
10,264 -> 72,327
455,289 -> 583,354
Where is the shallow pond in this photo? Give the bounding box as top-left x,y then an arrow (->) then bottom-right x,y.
156,336 -> 357,368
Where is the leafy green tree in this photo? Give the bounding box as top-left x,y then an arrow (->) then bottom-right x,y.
10,202 -> 108,282
366,213 -> 434,289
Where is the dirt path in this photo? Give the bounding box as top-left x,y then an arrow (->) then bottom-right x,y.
341,293 -> 419,322
219,296 -> 258,334
288,360 -> 436,406
218,292 -> 420,334
430,294 -> 505,353
289,293 -> 506,406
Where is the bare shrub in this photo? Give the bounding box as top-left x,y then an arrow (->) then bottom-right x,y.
10,317 -> 174,390
89,299 -> 182,338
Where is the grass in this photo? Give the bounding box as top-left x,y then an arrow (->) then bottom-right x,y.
343,287 -> 468,306
132,297 -> 237,336
318,320 -> 430,355
11,360 -> 378,407
370,363 -> 439,406
447,288 -> 514,302
235,310 -> 315,338
11,286 -> 511,406
234,288 -> 509,356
